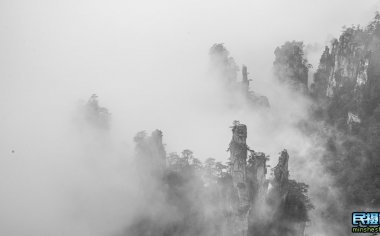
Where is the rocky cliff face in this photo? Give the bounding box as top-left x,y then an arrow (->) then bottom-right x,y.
209,44 -> 270,108
311,16 -> 380,126
308,14 -> 380,235
228,123 -> 309,236
312,29 -> 370,119
241,65 -> 270,107
228,123 -> 250,236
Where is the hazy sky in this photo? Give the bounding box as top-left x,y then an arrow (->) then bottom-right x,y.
1,0 -> 379,159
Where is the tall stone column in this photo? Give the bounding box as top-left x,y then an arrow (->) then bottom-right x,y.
246,151 -> 268,236
242,65 -> 250,96
229,123 -> 250,236
134,129 -> 166,177
273,149 -> 289,196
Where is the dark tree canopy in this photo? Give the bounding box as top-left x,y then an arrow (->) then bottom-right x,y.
274,41 -> 310,92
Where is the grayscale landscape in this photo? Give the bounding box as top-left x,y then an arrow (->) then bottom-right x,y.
0,0 -> 379,235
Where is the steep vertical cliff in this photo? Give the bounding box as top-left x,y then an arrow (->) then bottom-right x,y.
228,123 -> 311,236
228,123 -> 250,236
241,65 -> 270,107
311,13 -> 380,126
308,13 -> 380,235
134,129 -> 166,176
209,44 -> 269,108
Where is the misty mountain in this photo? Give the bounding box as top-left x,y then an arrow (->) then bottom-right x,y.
1,2 -> 379,236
